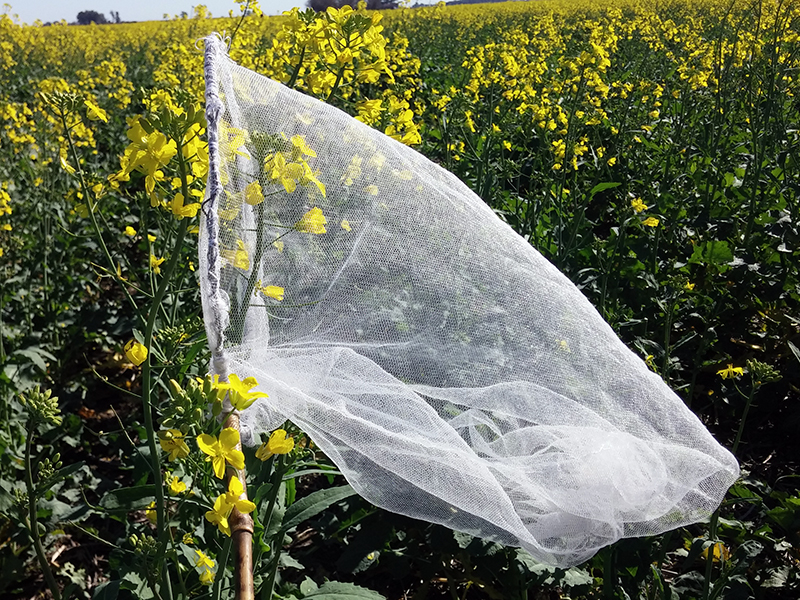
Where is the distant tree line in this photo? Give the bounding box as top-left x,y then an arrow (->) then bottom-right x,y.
305,0 -> 509,9
306,0 -> 399,10
76,10 -> 121,25
446,0 -> 511,5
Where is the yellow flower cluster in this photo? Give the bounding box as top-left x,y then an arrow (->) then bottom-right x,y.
194,549 -> 215,586
211,374 -> 269,411
0,185 -> 11,258
114,116 -> 177,199
205,475 -> 256,536
264,135 -> 326,197
197,427 -> 245,479
255,429 -> 295,461
263,5 -> 390,98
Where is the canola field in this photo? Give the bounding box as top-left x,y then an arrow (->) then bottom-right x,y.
0,1 -> 799,598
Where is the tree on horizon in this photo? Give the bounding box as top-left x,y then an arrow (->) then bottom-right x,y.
76,10 -> 107,25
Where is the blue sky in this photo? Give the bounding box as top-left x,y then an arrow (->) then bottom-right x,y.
4,1 -> 440,25
5,1 -> 307,24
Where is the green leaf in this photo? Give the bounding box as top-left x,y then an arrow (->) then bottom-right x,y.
280,553 -> 305,570
12,347 -> 56,373
280,485 -> 356,535
788,341 -> 800,365
688,240 -> 733,267
299,577 -> 319,595
762,566 -> 790,588
588,182 -> 620,198
120,571 -> 153,599
283,469 -> 343,480
99,485 -> 156,512
92,580 -> 120,600
302,581 -> 385,600
37,462 -> 86,495
562,567 -> 593,587
336,518 -> 393,574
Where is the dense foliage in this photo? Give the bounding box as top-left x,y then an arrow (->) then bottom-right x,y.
0,0 -> 798,599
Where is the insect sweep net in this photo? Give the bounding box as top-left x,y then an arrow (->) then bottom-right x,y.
201,34 -> 739,567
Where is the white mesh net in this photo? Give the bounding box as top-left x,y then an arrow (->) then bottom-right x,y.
201,35 -> 739,567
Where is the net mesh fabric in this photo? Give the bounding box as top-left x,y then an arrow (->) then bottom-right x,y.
201,35 -> 739,567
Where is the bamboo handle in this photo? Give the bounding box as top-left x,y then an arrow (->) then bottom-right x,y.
225,411 -> 255,600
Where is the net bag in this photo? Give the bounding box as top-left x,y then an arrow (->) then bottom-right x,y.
201,34 -> 739,567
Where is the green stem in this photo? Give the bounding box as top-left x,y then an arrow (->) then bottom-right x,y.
262,553 -> 280,600
145,564 -> 165,600
142,177 -> 191,600
231,203 -> 267,345
602,545 -> 616,600
261,456 -> 289,600
61,111 -> 141,321
286,45 -> 307,90
228,0 -> 252,51
702,511 -> 720,600
0,295 -> 5,363
262,455 -> 286,537
649,529 -> 673,600
732,385 -> 757,456
24,426 -> 62,600
661,297 -> 676,384
326,64 -> 347,103
213,535 -> 233,600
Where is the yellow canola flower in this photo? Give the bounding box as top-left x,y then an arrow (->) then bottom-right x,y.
59,148 -> 76,175
150,254 -> 166,274
642,217 -> 660,228
355,99 -> 383,124
295,207 -> 327,234
245,181 -> 263,206
291,135 -> 316,158
223,475 -> 256,514
221,240 -> 250,271
299,162 -> 326,197
205,475 -> 256,537
194,550 -> 215,585
199,569 -> 214,586
205,494 -> 232,536
255,429 -> 295,461
124,339 -> 148,366
115,117 -> 177,197
145,501 -> 157,525
717,364 -> 744,379
171,192 -> 200,219
631,198 -> 647,213
159,429 -> 190,461
84,99 -> 108,123
265,151 -> 303,194
124,226 -> 137,237
702,542 -> 731,563
197,427 -> 246,479
167,474 -> 188,495
256,281 -> 285,301
212,374 -> 268,411
341,220 -> 352,232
